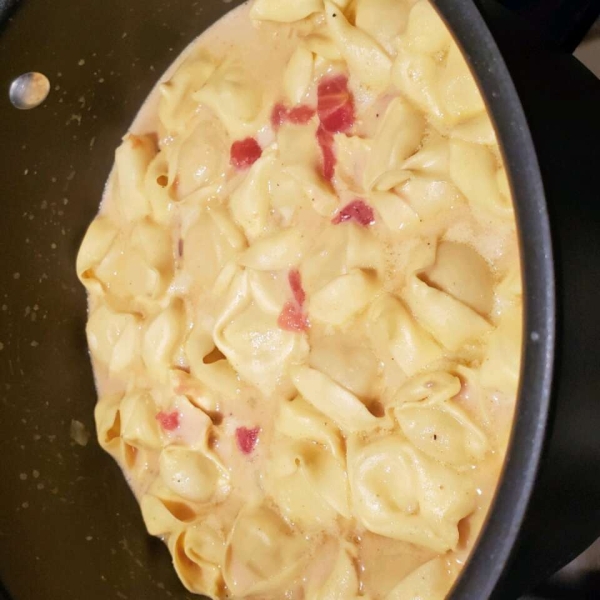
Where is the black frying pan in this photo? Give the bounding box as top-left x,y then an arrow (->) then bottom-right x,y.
0,1 -> 599,599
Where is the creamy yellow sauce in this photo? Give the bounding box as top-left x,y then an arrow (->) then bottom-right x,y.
78,1 -> 522,598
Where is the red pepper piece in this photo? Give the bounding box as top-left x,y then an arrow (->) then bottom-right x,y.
156,411 -> 180,432
230,137 -> 262,170
288,105 -> 316,125
317,125 -> 336,182
236,426 -> 260,455
288,269 -> 306,308
332,199 -> 375,226
278,301 -> 310,332
317,74 -> 355,134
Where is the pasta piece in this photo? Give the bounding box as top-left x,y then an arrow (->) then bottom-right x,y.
481,304 -> 523,395
94,219 -> 174,308
309,542 -> 361,600
346,224 -> 386,276
300,225 -> 348,294
402,133 -> 451,179
95,393 -> 127,458
449,139 -> 513,219
158,47 -> 217,134
184,206 -> 246,294
269,168 -> 310,224
247,269 -> 289,314
364,98 -> 425,190
359,533 -> 437,599
309,269 -> 379,326
217,302 -> 309,394
451,112 -> 497,145
277,396 -> 345,460
385,558 -> 450,600
348,434 -> 476,553
267,437 -> 350,527
403,273 -> 492,351
144,151 -> 172,225
394,371 -> 462,406
324,1 -> 392,92
368,294 -> 444,377
309,331 -> 379,398
285,163 -> 339,217
438,42 -> 486,123
194,58 -> 263,136
334,133 -> 373,190
398,177 -> 463,221
277,121 -> 320,167
114,134 -> 156,223
76,216 -> 119,295
230,152 -> 276,241
424,241 -> 494,316
374,169 -> 413,191
86,304 -> 141,374
239,227 -> 310,271
304,31 -> 343,60
168,519 -> 225,597
250,0 -> 322,23
496,263 -> 523,309
94,393 -> 155,486
355,0 -> 409,55
185,325 -> 241,398
142,300 -> 185,383
290,365 -> 389,433
402,1 -> 452,55
370,190 -> 420,232
396,399 -> 489,469
392,50 -> 442,117
392,372 -> 489,469
223,505 -> 309,597
170,389 -> 220,450
159,444 -> 229,503
167,116 -> 229,200
284,46 -> 315,105
214,270 -> 309,395
119,390 -> 162,451
140,480 -> 198,536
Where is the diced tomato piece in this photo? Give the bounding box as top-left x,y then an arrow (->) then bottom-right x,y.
317,125 -> 336,182
271,103 -> 289,130
278,301 -> 310,332
332,200 -> 375,227
288,269 -> 306,307
156,410 -> 180,432
236,426 -> 260,455
230,137 -> 262,170
288,105 -> 316,125
317,75 -> 355,133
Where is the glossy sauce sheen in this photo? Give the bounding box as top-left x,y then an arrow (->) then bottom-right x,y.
78,1 -> 523,598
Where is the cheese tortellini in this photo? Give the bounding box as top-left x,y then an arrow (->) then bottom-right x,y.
78,0 -> 522,598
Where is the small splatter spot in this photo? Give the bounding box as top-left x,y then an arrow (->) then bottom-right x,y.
70,420 -> 90,446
